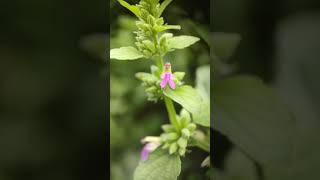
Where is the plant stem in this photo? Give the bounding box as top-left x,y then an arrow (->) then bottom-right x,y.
155,55 -> 164,72
164,96 -> 180,130
155,55 -> 180,130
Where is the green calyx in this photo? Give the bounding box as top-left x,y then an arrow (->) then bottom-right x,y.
135,65 -> 185,102
160,109 -> 197,156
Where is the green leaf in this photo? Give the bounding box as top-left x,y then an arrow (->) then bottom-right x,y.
168,36 -> 200,50
196,66 -> 210,101
212,32 -> 241,60
159,0 -> 173,17
163,85 -> 202,115
213,76 -> 295,167
193,66 -> 210,127
118,0 -> 140,18
110,46 -> 143,60
154,25 -> 181,32
134,149 -> 181,180
192,102 -> 210,127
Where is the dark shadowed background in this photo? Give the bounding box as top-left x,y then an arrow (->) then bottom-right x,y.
0,0 -> 108,179
213,0 -> 320,179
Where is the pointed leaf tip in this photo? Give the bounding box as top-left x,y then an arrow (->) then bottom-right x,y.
110,46 -> 143,60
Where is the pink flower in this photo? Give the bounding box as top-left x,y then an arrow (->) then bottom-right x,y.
160,63 -> 176,89
140,136 -> 161,161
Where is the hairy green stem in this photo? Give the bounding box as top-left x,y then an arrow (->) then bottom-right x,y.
164,96 -> 180,130
155,55 -> 164,72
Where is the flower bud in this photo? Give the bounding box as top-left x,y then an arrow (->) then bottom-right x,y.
181,128 -> 191,138
147,15 -> 155,26
161,132 -> 179,141
177,137 -> 188,148
187,123 -> 197,132
135,72 -> 151,81
161,124 -> 175,132
179,148 -> 186,156
156,17 -> 164,25
162,142 -> 170,149
145,86 -> 157,93
169,142 -> 178,154
142,40 -> 156,53
136,21 -> 145,30
140,9 -> 149,20
143,50 -> 152,57
150,65 -> 160,75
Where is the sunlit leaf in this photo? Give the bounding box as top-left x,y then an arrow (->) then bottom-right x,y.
154,25 -> 181,32
163,85 -> 202,115
168,36 -> 200,50
118,0 -> 140,18
110,46 -> 143,60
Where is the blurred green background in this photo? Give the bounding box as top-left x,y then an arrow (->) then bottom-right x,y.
0,0 -> 107,179
109,0 -> 211,179
213,0 -> 320,179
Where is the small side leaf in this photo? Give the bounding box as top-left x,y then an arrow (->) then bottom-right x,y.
154,25 -> 181,32
134,149 -> 181,180
163,85 -> 202,115
159,0 -> 173,17
110,46 -> 143,60
118,0 -> 140,18
168,36 -> 200,50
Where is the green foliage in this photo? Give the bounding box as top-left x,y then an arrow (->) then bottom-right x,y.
135,65 -> 185,102
110,46 -> 144,60
158,0 -> 173,16
168,35 -> 200,50
110,0 -> 200,60
111,0 -> 210,179
118,0 -> 140,17
213,76 -> 294,168
134,149 -> 181,180
160,109 -> 197,156
163,85 -> 202,115
193,66 -> 210,127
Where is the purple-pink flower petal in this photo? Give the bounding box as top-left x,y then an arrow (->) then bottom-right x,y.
140,142 -> 160,161
168,79 -> 176,89
141,144 -> 152,161
160,72 -> 176,89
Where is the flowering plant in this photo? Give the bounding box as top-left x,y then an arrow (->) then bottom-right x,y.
110,0 -> 210,179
